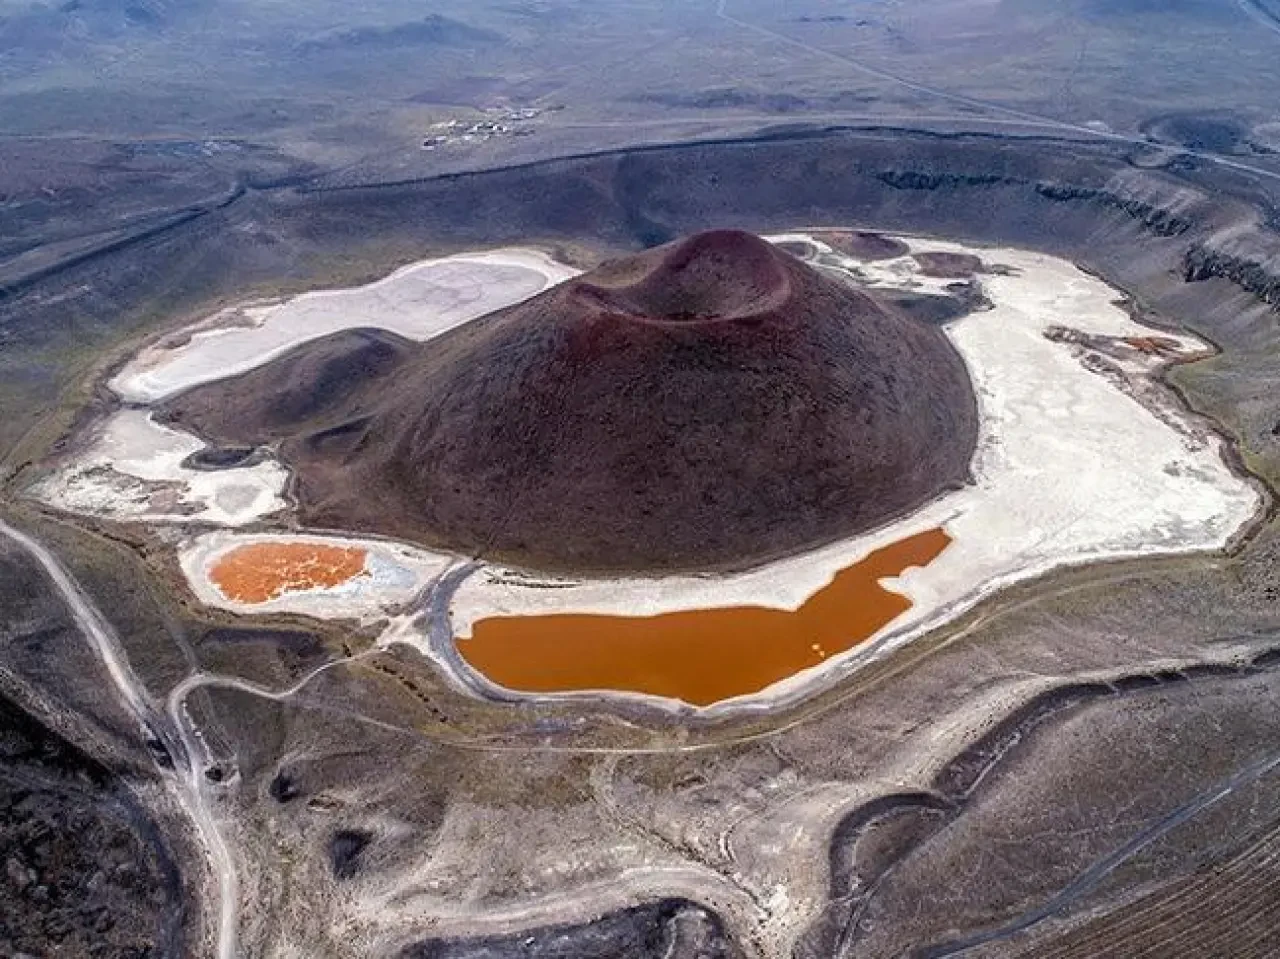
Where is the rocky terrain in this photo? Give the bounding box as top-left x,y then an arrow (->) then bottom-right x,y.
0,689 -> 182,958
4,121 -> 1280,957
399,899 -> 744,959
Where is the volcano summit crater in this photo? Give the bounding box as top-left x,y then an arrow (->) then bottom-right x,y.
163,230 -> 980,573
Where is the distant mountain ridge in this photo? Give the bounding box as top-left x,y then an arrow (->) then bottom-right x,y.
296,14 -> 504,54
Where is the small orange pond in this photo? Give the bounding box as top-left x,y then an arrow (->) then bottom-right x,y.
209,542 -> 369,604
457,528 -> 950,706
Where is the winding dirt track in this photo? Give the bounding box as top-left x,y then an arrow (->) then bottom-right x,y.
918,749 -> 1280,957
0,518 -> 240,959
1237,0 -> 1280,38
1015,821 -> 1280,958
9,512 -> 1280,958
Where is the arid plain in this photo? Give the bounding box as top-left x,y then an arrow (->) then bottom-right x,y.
5,2 -> 1280,958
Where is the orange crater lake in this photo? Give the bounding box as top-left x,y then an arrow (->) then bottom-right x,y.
209,542 -> 369,604
456,528 -> 951,706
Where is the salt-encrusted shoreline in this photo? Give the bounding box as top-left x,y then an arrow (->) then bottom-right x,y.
26,232 -> 1265,712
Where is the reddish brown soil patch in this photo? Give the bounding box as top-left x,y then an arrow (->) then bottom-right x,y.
210,542 -> 368,604
457,528 -> 951,706
912,251 -> 986,279
820,230 -> 910,261
1124,335 -> 1183,355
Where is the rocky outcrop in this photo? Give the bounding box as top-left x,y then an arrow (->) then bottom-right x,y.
1183,244 -> 1280,307
874,168 -> 1192,238
876,170 -> 1014,191
1034,182 -> 1193,237
0,693 -> 182,957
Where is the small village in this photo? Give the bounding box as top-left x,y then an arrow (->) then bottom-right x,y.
422,107 -> 554,149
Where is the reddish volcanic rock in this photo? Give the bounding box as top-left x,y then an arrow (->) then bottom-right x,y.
912,251 -> 987,279
821,230 -> 910,261
164,230 -> 979,573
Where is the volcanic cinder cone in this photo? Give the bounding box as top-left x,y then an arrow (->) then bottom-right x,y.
164,230 -> 979,573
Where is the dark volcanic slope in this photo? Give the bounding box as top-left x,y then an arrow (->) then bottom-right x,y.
163,326 -> 415,447
165,230 -> 978,573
